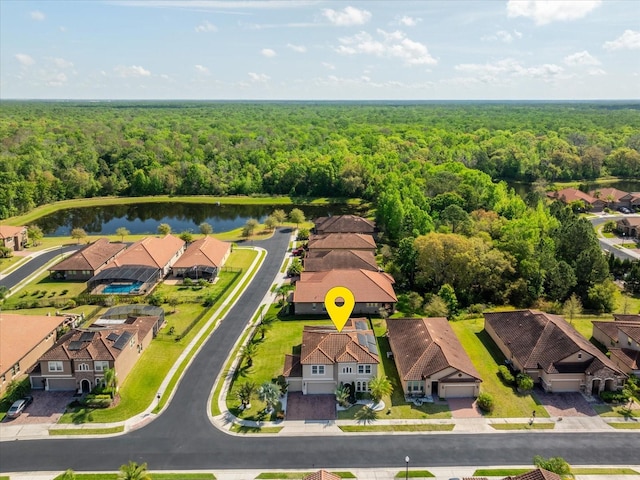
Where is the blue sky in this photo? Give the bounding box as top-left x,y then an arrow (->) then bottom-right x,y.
1,0 -> 639,100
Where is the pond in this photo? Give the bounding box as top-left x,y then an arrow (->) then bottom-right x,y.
34,202 -> 368,236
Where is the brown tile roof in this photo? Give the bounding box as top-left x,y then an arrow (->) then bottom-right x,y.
106,234 -> 184,269
303,471 -> 341,480
595,318 -> 640,344
307,233 -> 376,251
303,249 -> 379,272
300,319 -> 380,366
609,348 -> 640,370
592,320 -> 619,342
617,217 -> 640,227
547,188 -> 599,205
614,314 -> 640,323
484,310 -> 624,375
172,236 -> 230,269
0,314 -> 66,375
589,187 -> 631,202
314,215 -> 375,234
0,225 -> 26,239
283,354 -> 302,378
503,468 -> 562,480
50,238 -> 127,272
387,317 -> 481,382
293,269 -> 397,304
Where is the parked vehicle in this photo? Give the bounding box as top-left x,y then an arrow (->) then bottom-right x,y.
7,398 -> 28,418
618,207 -> 631,214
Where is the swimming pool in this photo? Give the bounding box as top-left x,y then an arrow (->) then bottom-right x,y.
103,282 -> 143,294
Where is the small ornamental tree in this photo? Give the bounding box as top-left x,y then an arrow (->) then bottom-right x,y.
71,228 -> 87,244
368,376 -> 393,405
272,209 -> 287,225
516,373 -> 534,392
264,215 -> 278,231
179,231 -> 194,244
335,384 -> 351,408
157,223 -> 172,236
533,455 -> 572,478
199,222 -> 213,235
476,392 -> 494,413
287,258 -> 303,277
27,225 -> 44,246
258,382 -> 280,413
116,227 -> 130,242
237,381 -> 256,409
297,228 -> 310,241
288,208 -> 305,228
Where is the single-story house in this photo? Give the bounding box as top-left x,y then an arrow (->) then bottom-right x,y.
1,314 -> 66,396
30,314 -> 162,393
49,238 -> 128,281
546,188 -> 605,212
284,318 -> 379,395
616,217 -> 640,238
313,215 -> 376,235
592,314 -> 640,377
0,225 -> 28,251
387,317 -> 482,399
484,310 -> 626,395
171,236 -> 231,279
589,187 -> 634,209
303,249 -> 379,272
292,269 -> 397,316
306,233 -> 377,254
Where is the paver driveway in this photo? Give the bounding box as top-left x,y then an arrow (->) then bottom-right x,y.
285,392 -> 336,420
2,391 -> 75,425
534,389 -> 597,417
448,397 -> 482,418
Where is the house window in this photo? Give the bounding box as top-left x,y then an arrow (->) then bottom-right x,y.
311,365 -> 325,375
94,361 -> 109,372
312,303 -> 316,310
342,366 -> 353,374
95,378 -> 105,387
356,381 -> 370,392
408,381 -> 424,393
577,353 -> 582,359
48,361 -> 63,372
77,363 -> 89,371
12,363 -> 20,376
358,365 -> 372,374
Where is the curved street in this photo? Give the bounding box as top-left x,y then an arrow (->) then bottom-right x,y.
1,228 -> 640,473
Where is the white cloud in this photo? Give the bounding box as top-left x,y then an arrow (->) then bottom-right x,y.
49,57 -> 74,68
603,30 -> 640,51
455,58 -> 565,83
195,20 -> 217,32
482,30 -> 521,43
588,68 -> 606,76
194,64 -> 209,74
59,26 -> 67,32
564,50 -> 600,66
507,0 -> 601,25
323,6 -> 371,26
15,54 -> 35,66
397,15 -> 421,27
336,29 -> 437,66
286,43 -> 306,53
30,10 -> 45,21
113,1 -> 316,10
114,65 -> 151,77
248,72 -> 270,82
46,72 -> 68,87
322,62 -> 335,70
261,48 -> 277,57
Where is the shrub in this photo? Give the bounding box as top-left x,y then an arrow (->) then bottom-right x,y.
183,277 -> 194,287
497,365 -> 514,385
476,392 -> 494,413
65,299 -> 77,309
600,390 -> 629,404
516,373 -> 534,392
297,228 -> 310,241
83,394 -> 112,409
468,303 -> 486,314
147,293 -> 164,307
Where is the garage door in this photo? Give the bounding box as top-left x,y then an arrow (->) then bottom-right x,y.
48,378 -> 77,391
551,379 -> 582,392
442,384 -> 476,398
307,382 -> 335,394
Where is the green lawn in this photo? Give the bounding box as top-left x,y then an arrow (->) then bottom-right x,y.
256,473 -> 354,479
449,318 -> 548,418
3,271 -> 88,309
339,424 -> 453,432
394,471 -> 434,478
52,473 -> 216,480
490,422 -> 554,430
608,422 -> 640,429
0,254 -> 26,274
571,468 -> 639,475
473,469 -> 530,477
593,404 -> 640,418
49,426 -> 124,435
229,424 -> 283,434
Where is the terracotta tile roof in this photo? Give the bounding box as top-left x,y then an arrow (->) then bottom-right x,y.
293,269 -> 397,304
172,236 -> 230,269
589,187 -> 631,202
387,317 -> 481,382
609,348 -> 640,370
299,319 -> 380,366
614,314 -> 640,323
106,234 -> 184,269
307,233 -> 376,251
503,468 -> 562,480
0,314 -> 66,375
303,470 -> 342,480
303,249 -> 379,272
485,310 -> 624,375
50,238 -> 127,272
283,354 -> 302,378
547,188 -> 599,205
314,215 -> 375,234
594,317 -> 640,344
592,320 -> 619,342
0,225 -> 26,239
617,217 -> 640,227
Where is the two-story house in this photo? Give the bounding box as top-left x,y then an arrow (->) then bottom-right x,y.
592,314 -> 640,377
283,318 -> 380,395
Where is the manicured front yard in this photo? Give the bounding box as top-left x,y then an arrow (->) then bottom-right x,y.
593,403 -> 640,418
449,318 -> 548,418
3,271 -> 88,310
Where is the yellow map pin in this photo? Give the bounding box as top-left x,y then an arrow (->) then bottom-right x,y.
324,286 -> 355,332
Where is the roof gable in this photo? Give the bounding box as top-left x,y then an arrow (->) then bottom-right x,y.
300,320 -> 380,366
314,215 -> 375,234
293,269 -> 396,304
0,225 -> 26,239
51,238 -> 127,271
109,235 -> 184,269
589,187 -> 631,202
173,236 -> 230,269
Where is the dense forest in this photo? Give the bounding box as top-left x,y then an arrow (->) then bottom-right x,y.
1,101 -> 639,312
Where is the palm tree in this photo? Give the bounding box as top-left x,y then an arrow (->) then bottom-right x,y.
256,322 -> 271,340
354,405 -> 378,424
104,367 -> 118,399
258,382 -> 280,413
335,384 -> 350,408
237,381 -> 257,409
118,461 -> 150,480
369,376 -> 393,405
241,341 -> 258,368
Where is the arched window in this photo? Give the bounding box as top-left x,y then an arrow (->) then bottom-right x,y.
77,363 -> 89,371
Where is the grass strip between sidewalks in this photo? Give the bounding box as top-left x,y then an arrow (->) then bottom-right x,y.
570,468 -> 640,475
473,469 -> 531,476
339,424 -> 454,432
394,471 -> 435,478
608,422 -> 640,429
52,474 -> 216,480
229,424 -> 283,434
49,426 -> 124,436
256,473 -> 355,479
489,422 -> 555,430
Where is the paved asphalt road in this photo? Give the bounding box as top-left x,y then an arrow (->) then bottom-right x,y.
0,245 -> 81,291
2,228 -> 640,472
589,214 -> 640,261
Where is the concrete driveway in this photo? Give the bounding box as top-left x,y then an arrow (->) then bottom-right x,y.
2,391 -> 75,425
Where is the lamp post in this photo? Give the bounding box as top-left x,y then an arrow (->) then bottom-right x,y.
405,456 -> 410,480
